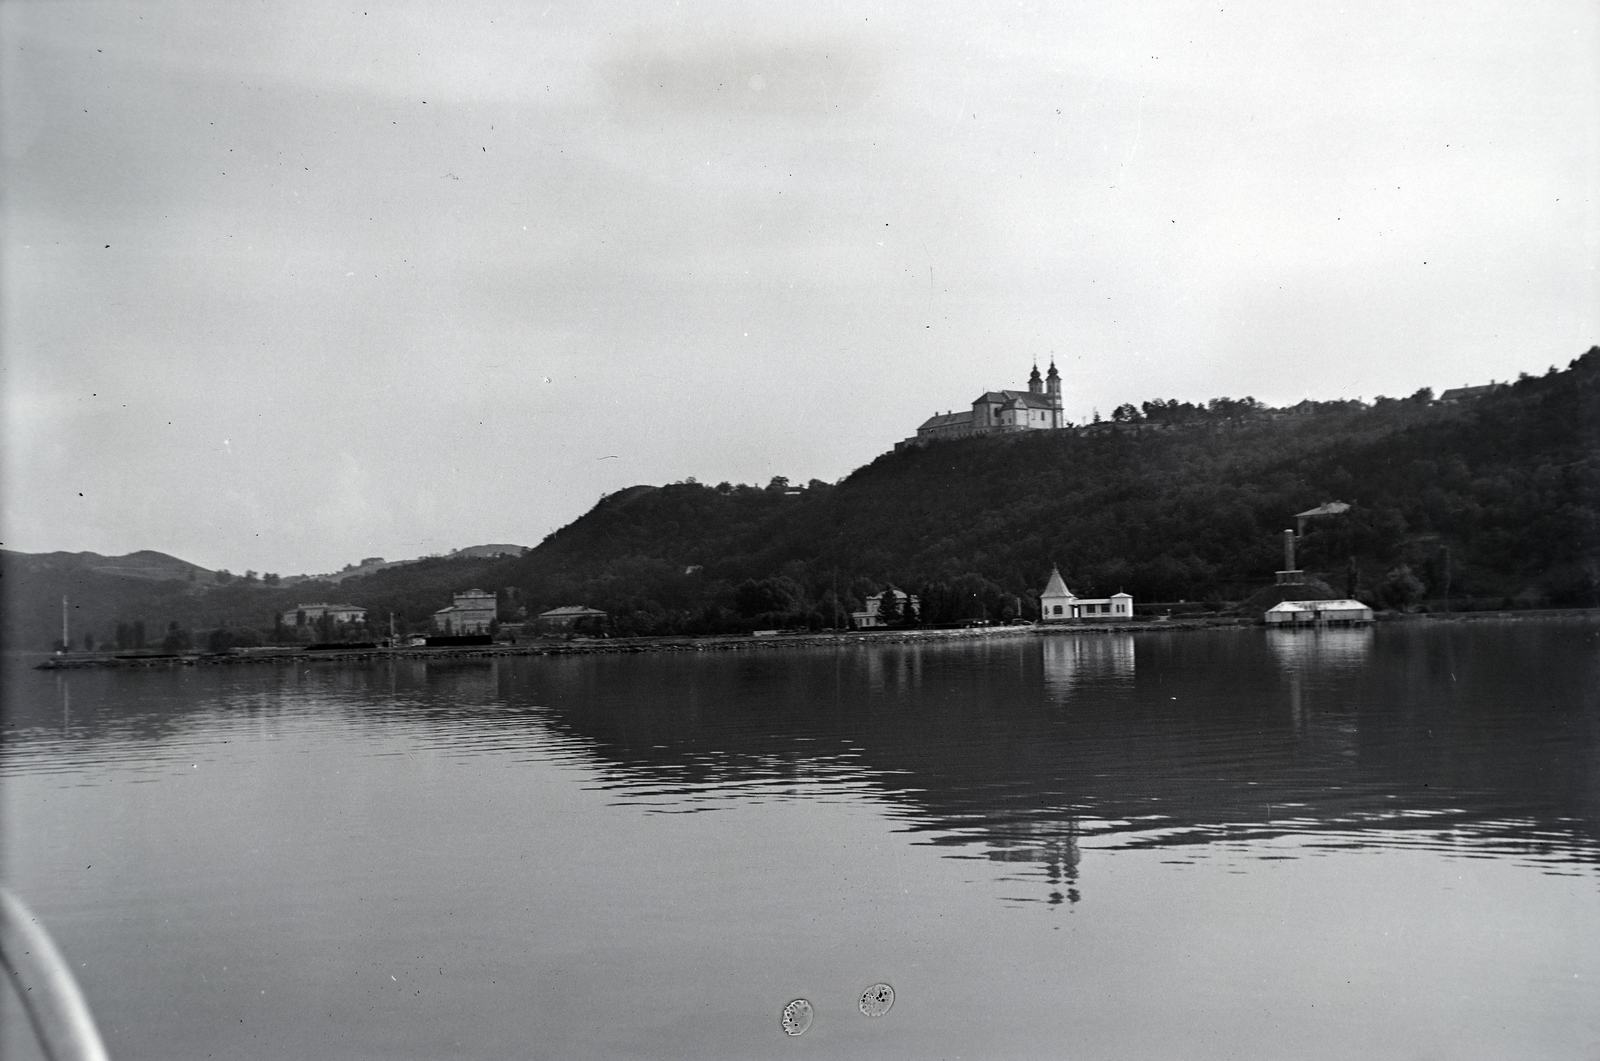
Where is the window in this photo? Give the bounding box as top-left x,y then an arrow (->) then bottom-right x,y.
1052,605 -> 1062,615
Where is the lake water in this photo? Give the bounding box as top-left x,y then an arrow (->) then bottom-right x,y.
3,619 -> 1598,1060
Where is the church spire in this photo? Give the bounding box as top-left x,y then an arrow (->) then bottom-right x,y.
1028,361 -> 1043,394
1046,359 -> 1061,399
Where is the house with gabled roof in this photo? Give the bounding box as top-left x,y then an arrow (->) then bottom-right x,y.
1438,382 -> 1504,403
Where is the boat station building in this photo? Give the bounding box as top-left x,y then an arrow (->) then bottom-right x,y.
1039,567 -> 1134,622
1264,600 -> 1374,625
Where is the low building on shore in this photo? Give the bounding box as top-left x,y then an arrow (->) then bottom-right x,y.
432,590 -> 497,635
282,602 -> 367,626
1264,600 -> 1374,625
534,606 -> 609,634
1039,567 -> 1134,622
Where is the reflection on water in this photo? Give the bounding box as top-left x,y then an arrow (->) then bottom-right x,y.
1041,631 -> 1135,700
1266,625 -> 1374,670
8,624 -> 1600,904
1267,627 -> 1374,733
4,619 -> 1598,1059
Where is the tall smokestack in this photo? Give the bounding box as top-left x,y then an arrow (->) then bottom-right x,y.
1283,529 -> 1296,572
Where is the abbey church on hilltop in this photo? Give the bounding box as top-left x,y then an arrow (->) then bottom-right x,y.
906,361 -> 1066,446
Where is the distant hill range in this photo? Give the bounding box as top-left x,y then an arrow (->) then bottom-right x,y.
1,544 -> 524,651
5,349 -> 1596,648
7,549 -> 213,584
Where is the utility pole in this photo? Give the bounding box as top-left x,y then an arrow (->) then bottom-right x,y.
1441,546 -> 1452,612
61,595 -> 69,653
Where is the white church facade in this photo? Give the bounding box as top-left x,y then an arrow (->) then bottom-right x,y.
908,361 -> 1066,446
1040,566 -> 1133,622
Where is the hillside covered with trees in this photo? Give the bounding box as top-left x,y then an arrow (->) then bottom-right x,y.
6,348 -> 1596,648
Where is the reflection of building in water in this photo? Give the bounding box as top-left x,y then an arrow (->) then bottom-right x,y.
863,645 -> 924,693
1267,627 -> 1375,672
414,658 -> 500,704
987,820 -> 1082,905
1269,628 -> 1373,743
1042,634 -> 1135,698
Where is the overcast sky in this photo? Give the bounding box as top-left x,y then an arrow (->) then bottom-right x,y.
3,1 -> 1595,575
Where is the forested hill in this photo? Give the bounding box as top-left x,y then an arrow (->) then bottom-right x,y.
495,347 -> 1596,631
6,349 -> 1596,648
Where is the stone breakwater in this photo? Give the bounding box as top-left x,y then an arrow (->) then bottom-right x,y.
33,609 -> 1592,670
31,619 -> 1253,670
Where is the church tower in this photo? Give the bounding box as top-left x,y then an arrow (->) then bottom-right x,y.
1046,360 -> 1062,426
1028,362 -> 1043,394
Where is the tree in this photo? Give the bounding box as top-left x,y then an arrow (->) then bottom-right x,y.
735,577 -> 804,619
877,588 -> 901,626
1376,564 -> 1426,612
1111,403 -> 1142,423
161,621 -> 189,652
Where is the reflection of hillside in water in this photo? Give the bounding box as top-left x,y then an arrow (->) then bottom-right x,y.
7,621 -> 1598,906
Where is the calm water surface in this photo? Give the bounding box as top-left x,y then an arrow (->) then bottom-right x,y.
3,619 -> 1598,1059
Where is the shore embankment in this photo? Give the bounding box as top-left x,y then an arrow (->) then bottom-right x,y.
27,607 -> 1597,670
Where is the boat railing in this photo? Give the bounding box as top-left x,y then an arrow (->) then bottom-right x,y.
0,887 -> 111,1061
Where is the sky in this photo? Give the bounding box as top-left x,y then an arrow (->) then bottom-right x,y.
3,1 -> 1596,575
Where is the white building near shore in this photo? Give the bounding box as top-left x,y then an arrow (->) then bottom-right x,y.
1039,566 -> 1133,622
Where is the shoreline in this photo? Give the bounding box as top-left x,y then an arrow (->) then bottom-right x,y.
26,607 -> 1598,670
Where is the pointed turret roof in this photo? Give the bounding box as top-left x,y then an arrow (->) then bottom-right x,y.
1041,566 -> 1074,599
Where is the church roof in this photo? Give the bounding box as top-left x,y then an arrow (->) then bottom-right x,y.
976,389 -> 1057,409
1041,566 -> 1074,599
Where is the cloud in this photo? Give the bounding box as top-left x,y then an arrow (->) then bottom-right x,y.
602,25 -> 881,121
